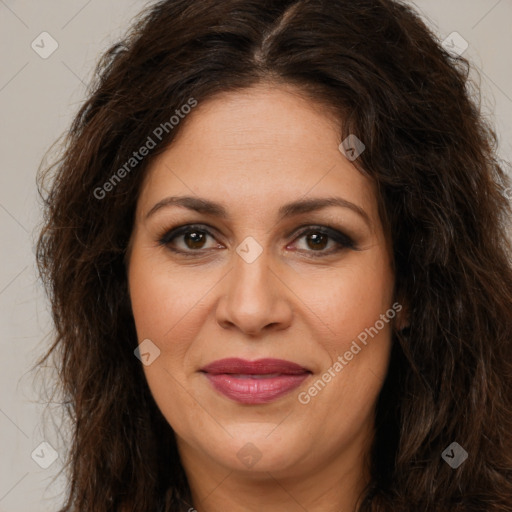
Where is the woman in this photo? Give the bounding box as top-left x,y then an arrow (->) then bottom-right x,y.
36,0 -> 512,510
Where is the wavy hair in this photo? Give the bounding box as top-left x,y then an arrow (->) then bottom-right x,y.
36,0 -> 512,510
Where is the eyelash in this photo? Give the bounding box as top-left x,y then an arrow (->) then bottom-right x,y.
157,223 -> 357,258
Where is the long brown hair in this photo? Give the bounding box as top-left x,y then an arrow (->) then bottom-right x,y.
36,0 -> 512,510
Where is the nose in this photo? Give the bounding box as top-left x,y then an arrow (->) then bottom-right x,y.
215,247 -> 293,336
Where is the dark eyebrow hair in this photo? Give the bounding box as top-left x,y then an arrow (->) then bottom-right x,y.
145,195 -> 371,226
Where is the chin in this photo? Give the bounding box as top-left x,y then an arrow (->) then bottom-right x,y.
212,427 -> 308,474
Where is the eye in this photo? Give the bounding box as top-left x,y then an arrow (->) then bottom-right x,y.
158,224 -> 221,253
157,223 -> 356,256
288,226 -> 356,256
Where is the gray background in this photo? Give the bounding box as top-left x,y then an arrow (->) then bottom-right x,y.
1,1 -> 511,510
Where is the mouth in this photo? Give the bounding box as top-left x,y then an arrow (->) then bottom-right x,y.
200,358 -> 311,404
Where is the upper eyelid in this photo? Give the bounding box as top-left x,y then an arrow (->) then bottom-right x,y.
161,223 -> 342,239
158,223 -> 219,244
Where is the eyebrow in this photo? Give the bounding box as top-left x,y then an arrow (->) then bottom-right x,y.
145,195 -> 371,226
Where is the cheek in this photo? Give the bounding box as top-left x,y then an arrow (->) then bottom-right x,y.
128,245 -> 214,344
297,255 -> 395,426
127,247 -> 211,432
292,249 -> 395,433
300,251 -> 394,359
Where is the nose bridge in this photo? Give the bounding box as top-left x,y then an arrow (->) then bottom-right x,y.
230,242 -> 273,311
216,239 -> 291,334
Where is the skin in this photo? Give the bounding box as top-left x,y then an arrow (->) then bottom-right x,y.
127,82 -> 399,512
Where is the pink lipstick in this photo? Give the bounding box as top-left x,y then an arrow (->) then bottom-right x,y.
200,358 -> 311,404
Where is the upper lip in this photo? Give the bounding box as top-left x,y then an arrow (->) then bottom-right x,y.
200,358 -> 311,375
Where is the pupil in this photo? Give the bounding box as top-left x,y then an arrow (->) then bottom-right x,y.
185,231 -> 204,249
307,232 -> 327,250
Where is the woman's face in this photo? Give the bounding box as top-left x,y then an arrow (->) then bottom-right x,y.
127,82 -> 396,487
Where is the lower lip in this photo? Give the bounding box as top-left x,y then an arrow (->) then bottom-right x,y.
204,373 -> 310,404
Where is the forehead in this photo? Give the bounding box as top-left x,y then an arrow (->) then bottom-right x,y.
137,83 -> 378,225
